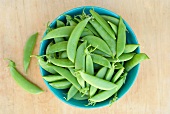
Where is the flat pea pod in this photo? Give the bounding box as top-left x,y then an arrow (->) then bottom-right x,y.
91,54 -> 111,68
48,57 -> 74,68
112,67 -> 124,82
93,49 -> 111,58
124,44 -> 139,53
48,41 -> 67,54
23,32 -> 38,72
49,65 -> 81,90
67,85 -> 79,101
101,15 -> 119,26
116,17 -> 126,58
43,26 -> 75,41
89,67 -> 108,97
89,76 -> 126,103
73,92 -> 89,100
108,53 -> 136,62
125,53 -> 149,72
90,10 -> 116,39
108,21 -> 118,35
7,59 -> 43,94
42,75 -> 65,82
79,71 -> 117,90
67,17 -> 91,62
56,19 -> 65,27
90,20 -> 116,56
105,63 -> 115,81
82,35 -> 112,56
115,62 -> 123,69
49,80 -> 71,89
86,54 -> 94,87
60,51 -> 68,59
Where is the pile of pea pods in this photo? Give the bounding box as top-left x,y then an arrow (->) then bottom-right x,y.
37,9 -> 149,106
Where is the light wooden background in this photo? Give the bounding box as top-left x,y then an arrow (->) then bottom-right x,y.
0,0 -> 170,114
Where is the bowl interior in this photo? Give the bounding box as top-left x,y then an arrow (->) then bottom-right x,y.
39,6 -> 140,109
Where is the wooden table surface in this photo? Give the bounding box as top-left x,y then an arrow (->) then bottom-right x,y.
0,0 -> 170,114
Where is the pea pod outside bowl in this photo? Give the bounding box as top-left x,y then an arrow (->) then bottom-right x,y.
39,6 -> 140,109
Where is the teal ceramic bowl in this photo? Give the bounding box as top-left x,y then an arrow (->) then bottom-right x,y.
39,6 -> 140,109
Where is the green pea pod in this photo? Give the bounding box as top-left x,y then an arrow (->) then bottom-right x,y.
93,49 -> 111,58
56,20 -> 65,27
105,63 -> 115,81
49,80 -> 71,89
112,68 -> 124,82
124,44 -> 139,53
60,51 -> 68,59
82,35 -> 112,56
46,42 -> 57,59
108,53 -> 136,62
108,21 -> 118,35
7,59 -> 43,94
67,17 -> 91,62
90,20 -> 116,56
73,92 -> 89,100
48,57 -> 74,68
86,23 -> 100,37
125,53 -> 149,72
91,54 -> 111,68
101,15 -> 119,26
48,41 -> 67,54
23,32 -> 38,73
116,17 -> 126,58
86,54 -> 94,87
54,37 -> 65,43
49,65 -> 81,90
79,71 -> 117,90
81,28 -> 94,37
42,75 -> 65,82
115,62 -> 123,69
68,68 -> 76,77
67,85 -> 79,101
90,10 -> 116,39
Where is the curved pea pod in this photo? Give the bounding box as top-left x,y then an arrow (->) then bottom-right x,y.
124,53 -> 149,72
108,53 -> 136,62
105,63 -> 115,81
49,80 -> 71,89
91,54 -> 111,68
93,49 -> 111,58
79,71 -> 117,90
90,20 -> 116,56
115,62 -> 123,69
89,75 -> 126,103
48,41 -> 67,54
60,51 -> 68,59
111,67 -> 125,82
90,67 -> 108,97
67,85 -> 79,101
42,75 -> 65,82
7,59 -> 43,94
46,42 -> 57,58
116,17 -> 126,58
124,44 -> 139,53
101,15 -> 119,26
67,17 -> 91,63
82,35 -> 112,56
73,92 -> 89,100
56,20 -> 65,27
48,57 -> 74,68
108,21 -> 118,35
81,28 -> 94,37
42,26 -> 75,41
49,65 -> 81,90
23,32 -> 38,73
90,10 -> 116,39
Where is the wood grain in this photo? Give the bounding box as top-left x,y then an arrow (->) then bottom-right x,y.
0,0 -> 170,114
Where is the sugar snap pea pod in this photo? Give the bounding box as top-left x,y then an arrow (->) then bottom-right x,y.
125,53 -> 149,72
48,41 -> 67,54
116,17 -> 126,58
108,53 -> 136,62
115,62 -> 123,69
81,28 -> 94,37
23,32 -> 38,73
82,35 -> 112,56
60,51 -> 68,59
93,49 -> 111,57
42,26 -> 75,41
7,59 -> 43,94
90,10 -> 116,39
124,44 -> 139,53
105,63 -> 115,81
108,21 -> 118,35
101,15 -> 119,26
54,37 -> 65,43
49,80 -> 71,89
86,23 -> 100,37
67,17 -> 91,62
42,75 -> 65,82
79,71 -> 117,90
49,65 -> 81,90
68,68 -> 76,77
89,67 -> 108,97
111,67 -> 124,82
48,57 -> 74,68
73,92 -> 89,100
90,20 -> 116,56
77,74 -> 85,88
91,54 -> 111,68
46,42 -> 57,59
89,75 -> 126,103
67,85 -> 79,101
56,20 -> 65,27
86,54 -> 94,87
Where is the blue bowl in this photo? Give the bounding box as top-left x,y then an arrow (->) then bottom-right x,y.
39,6 -> 140,109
